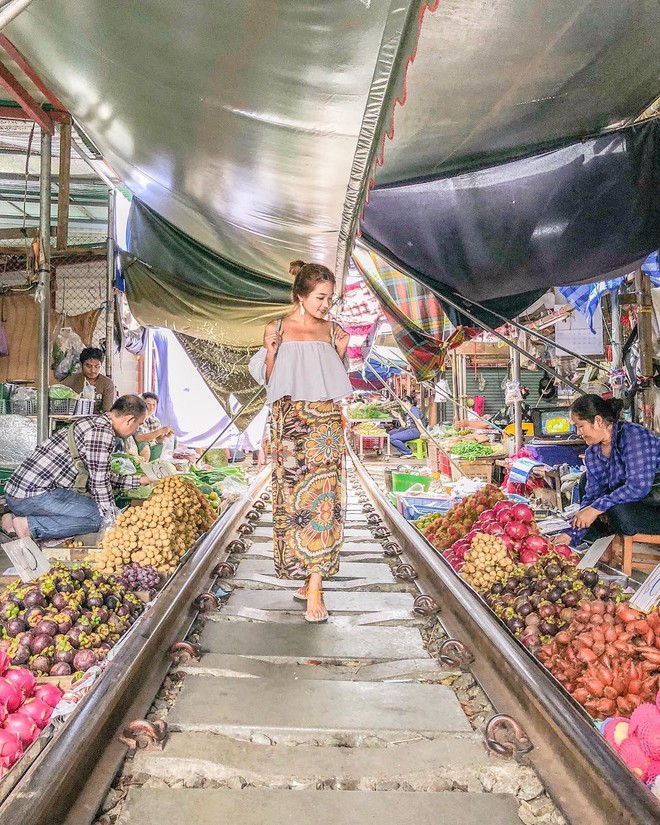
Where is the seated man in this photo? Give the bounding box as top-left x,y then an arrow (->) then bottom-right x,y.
134,392 -> 174,452
62,346 -> 117,412
2,395 -> 148,541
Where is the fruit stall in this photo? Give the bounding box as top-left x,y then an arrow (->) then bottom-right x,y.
408,483 -> 660,796
0,454 -> 251,786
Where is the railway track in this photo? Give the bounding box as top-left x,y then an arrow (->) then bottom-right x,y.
0,453 -> 659,825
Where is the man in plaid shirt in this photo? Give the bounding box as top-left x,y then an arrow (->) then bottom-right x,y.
2,395 -> 148,541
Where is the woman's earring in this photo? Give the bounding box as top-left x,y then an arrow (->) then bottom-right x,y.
299,302 -> 305,317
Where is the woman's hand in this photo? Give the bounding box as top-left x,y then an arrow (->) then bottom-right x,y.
572,506 -> 603,530
264,327 -> 281,355
334,325 -> 350,360
552,532 -> 573,546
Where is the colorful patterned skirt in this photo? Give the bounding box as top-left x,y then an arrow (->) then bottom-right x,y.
271,397 -> 344,580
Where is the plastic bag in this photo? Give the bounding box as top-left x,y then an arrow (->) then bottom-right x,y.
160,435 -> 176,461
110,456 -> 137,476
504,380 -> 523,406
52,324 -> 85,381
219,476 -> 248,503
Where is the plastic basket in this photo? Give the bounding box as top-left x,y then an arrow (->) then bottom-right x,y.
10,398 -> 36,416
74,399 -> 95,416
0,399 -> 7,415
401,496 -> 458,521
391,472 -> 432,493
49,398 -> 79,416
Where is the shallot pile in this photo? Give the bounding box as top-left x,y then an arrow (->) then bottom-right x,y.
540,602 -> 660,719
0,651 -> 62,775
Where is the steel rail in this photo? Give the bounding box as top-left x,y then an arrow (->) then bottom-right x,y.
0,468 -> 270,825
348,447 -> 660,825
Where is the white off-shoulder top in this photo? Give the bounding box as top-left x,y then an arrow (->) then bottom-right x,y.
249,340 -> 352,406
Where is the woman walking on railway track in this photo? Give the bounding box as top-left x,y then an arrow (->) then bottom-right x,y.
249,264 -> 352,623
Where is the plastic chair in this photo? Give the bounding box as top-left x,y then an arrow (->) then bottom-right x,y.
406,438 -> 428,459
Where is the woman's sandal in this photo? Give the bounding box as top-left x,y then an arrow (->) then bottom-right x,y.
292,579 -> 309,602
305,588 -> 328,624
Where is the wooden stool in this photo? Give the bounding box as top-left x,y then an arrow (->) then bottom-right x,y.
612,534 -> 660,576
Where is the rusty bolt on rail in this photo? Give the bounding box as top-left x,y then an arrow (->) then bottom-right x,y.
367,513 -> 382,525
193,592 -> 220,611
383,541 -> 402,557
413,594 -> 439,616
119,719 -> 168,752
245,509 -> 261,523
394,563 -> 418,581
213,561 -> 236,579
373,527 -> 391,539
169,641 -> 201,665
226,539 -> 248,554
485,714 -> 534,759
253,499 -> 266,511
362,505 -> 375,514
238,523 -> 255,536
438,638 -> 474,670
260,492 -> 271,502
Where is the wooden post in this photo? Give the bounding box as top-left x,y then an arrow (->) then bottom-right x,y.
635,269 -> 654,428
56,119 -> 71,251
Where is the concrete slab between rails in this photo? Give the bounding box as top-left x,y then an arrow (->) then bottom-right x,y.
183,654 -> 446,683
214,607 -> 422,627
117,788 -> 521,825
242,543 -> 385,560
197,621 -> 429,662
167,676 -> 472,741
218,590 -> 416,615
224,559 -> 395,587
223,573 -> 411,592
130,731 -> 492,791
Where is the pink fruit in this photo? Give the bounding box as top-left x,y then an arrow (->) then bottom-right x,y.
485,523 -> 505,536
629,704 -> 659,736
497,510 -> 514,525
603,717 -> 630,749
519,549 -> 540,565
3,667 -> 36,699
618,738 -> 651,778
554,544 -> 576,559
0,728 -> 22,768
0,678 -> 22,713
19,698 -> 52,729
33,684 -> 63,709
511,503 -> 534,524
3,712 -> 39,746
524,534 -> 549,553
0,650 -> 10,676
493,501 -> 513,513
505,521 -> 529,541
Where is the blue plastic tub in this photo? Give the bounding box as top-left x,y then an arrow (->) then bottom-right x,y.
401,496 -> 459,521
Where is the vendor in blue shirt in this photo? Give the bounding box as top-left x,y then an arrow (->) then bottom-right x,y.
562,394 -> 660,545
389,395 -> 426,458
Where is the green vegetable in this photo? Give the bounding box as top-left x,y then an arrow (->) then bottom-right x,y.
49,384 -> 79,400
348,402 -> 390,420
111,452 -> 143,475
450,441 -> 494,459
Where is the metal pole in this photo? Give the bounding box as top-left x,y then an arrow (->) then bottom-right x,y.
0,0 -> 35,31
611,288 -> 623,399
36,128 -> 51,443
511,347 -> 523,451
105,189 -> 116,379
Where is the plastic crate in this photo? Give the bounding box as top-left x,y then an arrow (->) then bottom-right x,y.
10,398 -> 36,416
49,398 -> 79,416
74,399 -> 95,416
401,496 -> 459,521
428,442 -> 452,477
391,472 -> 432,493
0,399 -> 7,415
